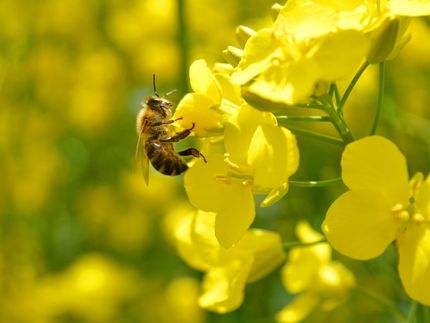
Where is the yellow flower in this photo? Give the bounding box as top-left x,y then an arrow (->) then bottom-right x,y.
174,59 -> 242,137
32,254 -> 140,323
232,1 -> 368,104
224,104 -> 299,206
164,277 -> 206,323
232,0 -> 430,106
174,209 -> 286,313
184,153 -> 255,248
277,222 -> 355,323
389,0 -> 430,16
322,136 -> 430,305
184,104 -> 299,247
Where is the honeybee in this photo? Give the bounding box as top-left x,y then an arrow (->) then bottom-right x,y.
135,75 -> 206,184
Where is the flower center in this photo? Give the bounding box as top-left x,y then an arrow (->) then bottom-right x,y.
391,172 -> 427,230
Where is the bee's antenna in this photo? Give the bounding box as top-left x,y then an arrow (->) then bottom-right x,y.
152,74 -> 159,97
165,89 -> 177,97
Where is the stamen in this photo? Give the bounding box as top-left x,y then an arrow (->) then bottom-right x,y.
391,203 -> 403,213
391,203 -> 410,222
211,99 -> 240,115
413,213 -> 424,225
215,175 -> 233,184
398,211 -> 410,222
224,154 -> 253,174
241,179 -> 253,186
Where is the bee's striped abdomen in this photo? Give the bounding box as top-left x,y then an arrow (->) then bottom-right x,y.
145,141 -> 188,176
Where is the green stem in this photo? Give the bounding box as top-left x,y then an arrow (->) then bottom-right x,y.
407,301 -> 418,323
339,61 -> 370,115
354,287 -> 407,322
330,83 -> 341,106
415,303 -> 430,323
424,16 -> 430,29
283,239 -> 326,250
322,100 -> 355,143
177,0 -> 189,94
285,125 -> 345,146
242,91 -> 325,111
422,305 -> 430,323
276,115 -> 331,122
289,177 -> 342,187
370,62 -> 385,135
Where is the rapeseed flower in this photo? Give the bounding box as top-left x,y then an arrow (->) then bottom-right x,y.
231,0 -> 430,106
174,209 -> 285,313
184,104 -> 299,247
322,136 -> 430,305
174,59 -> 242,137
232,0 -> 368,104
277,221 -> 355,323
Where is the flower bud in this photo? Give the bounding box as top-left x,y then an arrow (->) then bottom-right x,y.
367,16 -> 410,64
222,46 -> 244,66
271,3 -> 283,21
235,25 -> 256,48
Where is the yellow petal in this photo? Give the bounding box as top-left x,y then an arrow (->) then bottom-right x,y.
184,154 -> 231,212
275,0 -> 338,41
296,221 -> 325,244
215,73 -> 243,106
236,229 -> 286,282
282,242 -> 331,293
189,210 -> 226,266
232,28 -> 279,85
248,125 -> 299,189
314,262 -> 356,295
174,210 -> 212,271
397,224 -> 430,305
189,59 -> 221,102
215,186 -> 255,248
322,190 -> 398,260
341,136 -> 409,206
261,182 -> 289,207
174,93 -> 222,136
389,0 -> 430,16
225,104 -> 277,165
185,154 -> 256,248
276,292 -> 319,323
314,30 -> 368,80
198,257 -> 252,313
282,222 -> 331,293
248,59 -> 317,105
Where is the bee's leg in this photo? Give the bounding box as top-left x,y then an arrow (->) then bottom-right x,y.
160,123 -> 195,143
178,148 -> 207,163
150,117 -> 183,127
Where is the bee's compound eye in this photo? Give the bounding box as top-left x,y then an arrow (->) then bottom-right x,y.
148,97 -> 162,105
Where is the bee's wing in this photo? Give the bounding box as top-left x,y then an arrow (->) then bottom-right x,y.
135,120 -> 149,185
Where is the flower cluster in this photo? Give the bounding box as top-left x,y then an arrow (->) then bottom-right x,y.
323,136 -> 430,305
278,222 -> 355,322
173,209 -> 285,313
230,0 -> 418,106
174,60 -> 299,248
168,0 -> 430,319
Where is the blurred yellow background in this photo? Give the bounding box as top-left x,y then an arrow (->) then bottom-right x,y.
1,0 -> 430,322
0,0 -> 271,322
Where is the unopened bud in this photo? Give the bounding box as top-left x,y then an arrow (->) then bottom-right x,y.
271,3 -> 284,21
236,25 -> 256,48
367,16 -> 410,64
222,46 -> 244,66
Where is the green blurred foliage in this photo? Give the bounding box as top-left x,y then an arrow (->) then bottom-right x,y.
1,0 -> 430,322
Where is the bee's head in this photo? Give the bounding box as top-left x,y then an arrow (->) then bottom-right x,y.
144,74 -> 175,119
145,96 -> 174,119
